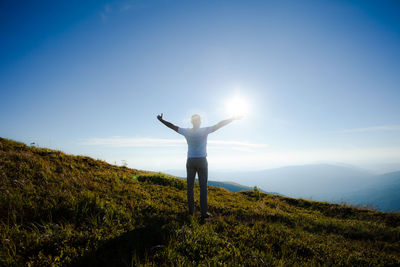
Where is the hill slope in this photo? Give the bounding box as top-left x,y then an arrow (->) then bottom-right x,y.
1,137 -> 399,266
198,165 -> 400,211
204,164 -> 375,200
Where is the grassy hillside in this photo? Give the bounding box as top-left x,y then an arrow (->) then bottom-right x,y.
1,137 -> 399,266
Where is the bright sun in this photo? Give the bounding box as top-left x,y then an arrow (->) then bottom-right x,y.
225,94 -> 250,117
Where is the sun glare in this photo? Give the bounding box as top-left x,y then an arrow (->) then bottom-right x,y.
225,94 -> 250,117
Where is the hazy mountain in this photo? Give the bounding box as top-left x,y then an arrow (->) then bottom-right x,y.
204,180 -> 255,192
338,171 -> 400,212
166,164 -> 400,211
165,171 -> 280,194
226,164 -> 376,200
167,164 -> 375,199
205,180 -> 281,195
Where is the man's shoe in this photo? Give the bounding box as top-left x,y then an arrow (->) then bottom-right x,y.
200,212 -> 212,220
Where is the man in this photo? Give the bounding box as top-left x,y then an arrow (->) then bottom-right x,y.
157,113 -> 241,220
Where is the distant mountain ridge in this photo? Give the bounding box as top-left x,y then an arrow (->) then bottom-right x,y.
165,172 -> 281,195
167,164 -> 400,211
340,171 -> 400,212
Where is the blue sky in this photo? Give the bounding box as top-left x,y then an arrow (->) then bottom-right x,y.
1,0 -> 400,173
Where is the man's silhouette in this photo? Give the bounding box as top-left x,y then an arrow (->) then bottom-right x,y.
157,113 -> 241,220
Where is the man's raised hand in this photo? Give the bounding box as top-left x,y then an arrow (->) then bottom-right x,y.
157,114 -> 179,132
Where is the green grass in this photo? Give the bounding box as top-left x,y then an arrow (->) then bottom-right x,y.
0,137 -> 399,266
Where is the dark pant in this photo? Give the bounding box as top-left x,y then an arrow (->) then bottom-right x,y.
186,157 -> 208,216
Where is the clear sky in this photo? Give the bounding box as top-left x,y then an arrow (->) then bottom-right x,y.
1,0 -> 400,173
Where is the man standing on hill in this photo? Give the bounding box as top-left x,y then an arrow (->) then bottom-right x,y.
157,113 -> 241,220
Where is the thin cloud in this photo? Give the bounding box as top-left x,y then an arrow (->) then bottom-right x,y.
100,1 -> 147,21
79,137 -> 268,149
121,4 -> 132,11
337,125 -> 400,133
80,137 -> 185,147
104,4 -> 111,13
208,140 -> 268,148
100,4 -> 112,23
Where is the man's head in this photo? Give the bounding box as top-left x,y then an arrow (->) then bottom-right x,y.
191,114 -> 201,128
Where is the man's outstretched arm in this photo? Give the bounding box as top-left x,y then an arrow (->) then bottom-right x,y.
212,115 -> 242,132
157,113 -> 179,132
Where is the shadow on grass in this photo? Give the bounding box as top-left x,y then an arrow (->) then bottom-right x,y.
71,213 -> 190,267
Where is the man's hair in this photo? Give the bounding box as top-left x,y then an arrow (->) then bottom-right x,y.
191,114 -> 201,124
191,114 -> 201,120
